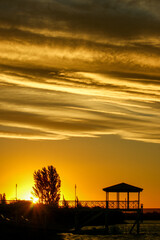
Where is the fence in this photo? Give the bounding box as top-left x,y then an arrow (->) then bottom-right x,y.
59,200 -> 139,209
1,200 -> 139,209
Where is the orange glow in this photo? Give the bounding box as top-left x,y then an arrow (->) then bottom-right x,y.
31,197 -> 39,204
0,135 -> 159,208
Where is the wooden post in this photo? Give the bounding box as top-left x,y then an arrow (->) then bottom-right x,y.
105,192 -> 109,233
140,204 -> 143,223
127,192 -> 129,209
105,209 -> 109,234
137,192 -> 140,234
137,210 -> 140,234
138,192 -> 140,209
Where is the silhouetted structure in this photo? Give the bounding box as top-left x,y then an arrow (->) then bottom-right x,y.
103,182 -> 143,234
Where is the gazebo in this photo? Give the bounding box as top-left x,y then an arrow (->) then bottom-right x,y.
103,182 -> 143,210
103,182 -> 143,234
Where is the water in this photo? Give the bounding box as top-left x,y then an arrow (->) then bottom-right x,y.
60,221 -> 160,240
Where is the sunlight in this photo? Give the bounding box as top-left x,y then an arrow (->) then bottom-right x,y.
31,196 -> 39,204
19,191 -> 39,204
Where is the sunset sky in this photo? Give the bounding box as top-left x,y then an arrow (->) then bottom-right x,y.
0,0 -> 160,207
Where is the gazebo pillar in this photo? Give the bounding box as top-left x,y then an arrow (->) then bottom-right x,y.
105,192 -> 109,233
117,192 -> 119,208
127,192 -> 129,209
138,192 -> 140,209
106,192 -> 109,209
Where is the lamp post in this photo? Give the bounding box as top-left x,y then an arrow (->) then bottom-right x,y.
16,184 -> 17,201
75,184 -> 77,207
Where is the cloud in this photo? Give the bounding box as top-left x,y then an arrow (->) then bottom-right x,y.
1,0 -> 160,39
0,0 -> 160,143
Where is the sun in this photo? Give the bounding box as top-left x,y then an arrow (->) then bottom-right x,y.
20,192 -> 39,204
31,196 -> 39,204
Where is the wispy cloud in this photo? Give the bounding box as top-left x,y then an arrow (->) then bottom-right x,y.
0,0 -> 160,143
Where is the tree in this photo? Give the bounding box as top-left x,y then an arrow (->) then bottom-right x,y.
32,165 -> 61,205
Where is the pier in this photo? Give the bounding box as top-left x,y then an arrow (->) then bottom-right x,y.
71,182 -> 143,234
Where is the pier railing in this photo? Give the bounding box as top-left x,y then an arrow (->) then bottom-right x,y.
59,200 -> 139,209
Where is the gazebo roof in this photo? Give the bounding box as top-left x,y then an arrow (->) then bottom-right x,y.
103,182 -> 143,193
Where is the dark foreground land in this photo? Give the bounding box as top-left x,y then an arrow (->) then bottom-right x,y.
0,201 -> 125,229
0,202 -> 160,239
1,221 -> 160,240
0,222 -> 63,240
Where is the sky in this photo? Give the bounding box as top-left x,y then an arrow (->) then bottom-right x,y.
0,0 -> 160,207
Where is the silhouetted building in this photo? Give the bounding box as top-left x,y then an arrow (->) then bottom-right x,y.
103,182 -> 143,209
103,182 -> 143,234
